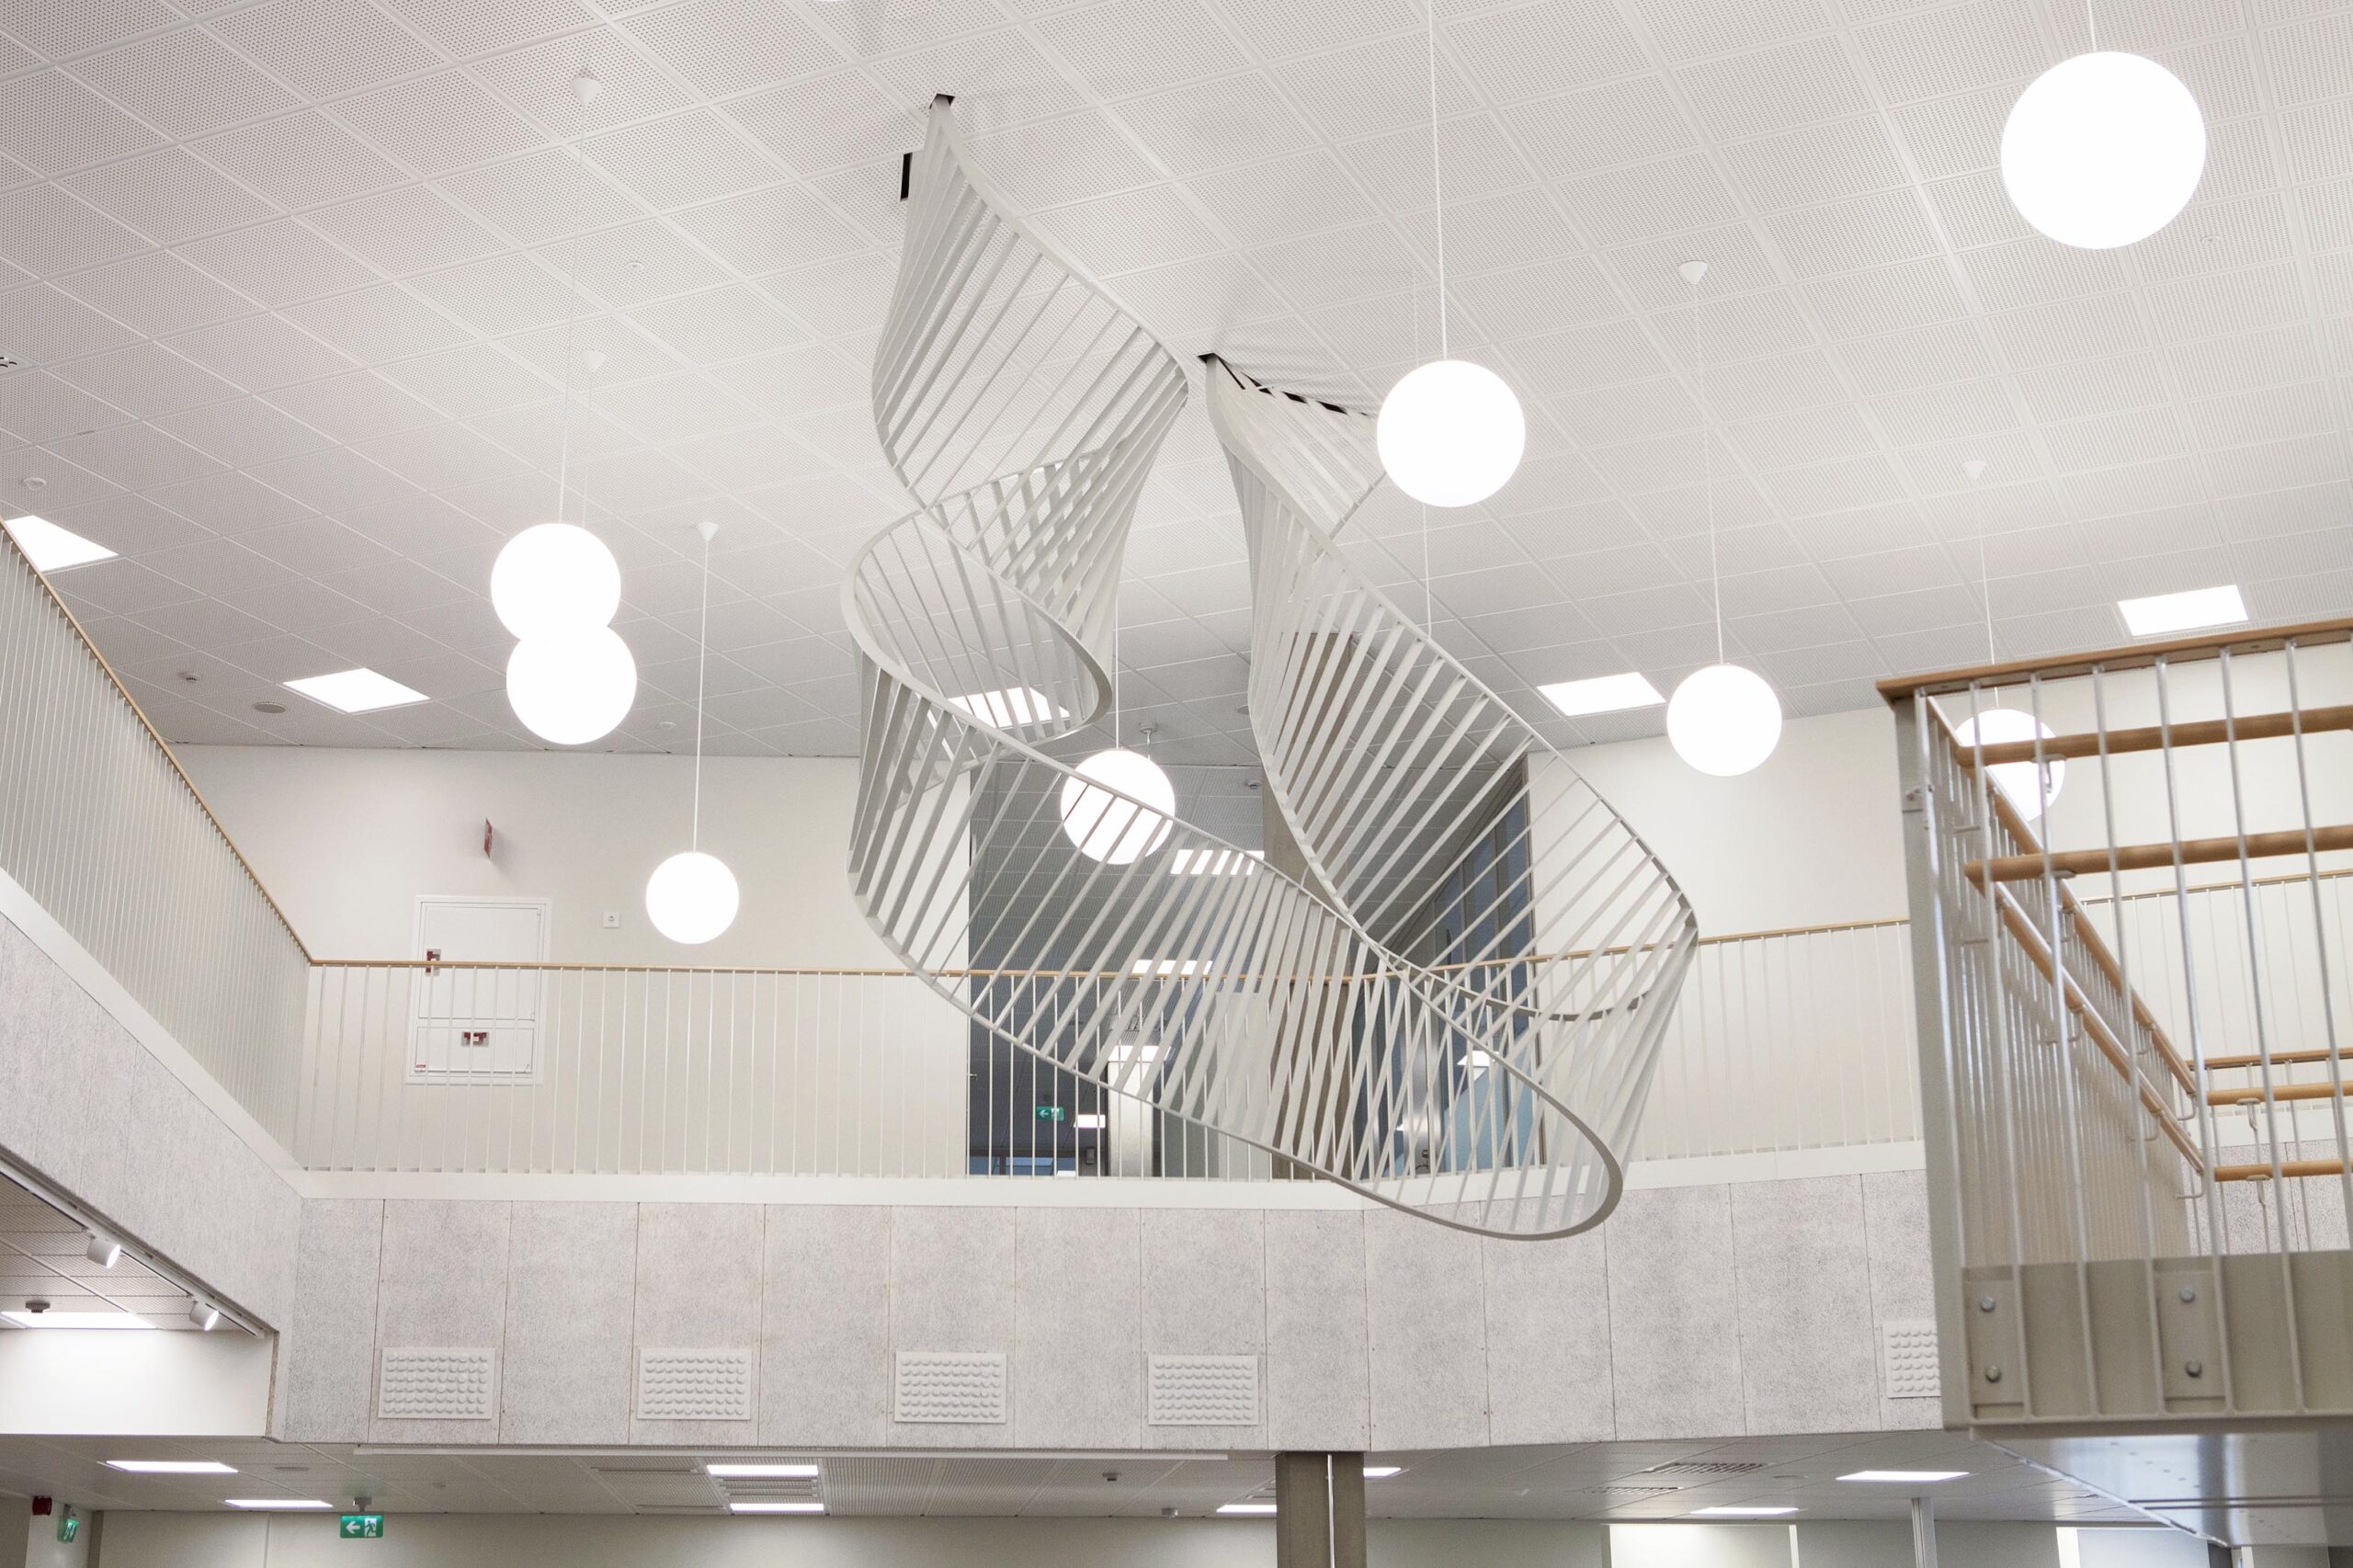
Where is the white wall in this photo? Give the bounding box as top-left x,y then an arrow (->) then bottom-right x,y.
0,1329 -> 272,1437
176,749 -> 904,969
1563,707 -> 1909,938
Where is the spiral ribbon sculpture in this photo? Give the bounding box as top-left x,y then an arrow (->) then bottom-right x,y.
845,97 -> 1697,1237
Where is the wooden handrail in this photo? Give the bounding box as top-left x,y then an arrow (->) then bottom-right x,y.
2204,1046 -> 2353,1072
1984,883 -> 2204,1172
3,528 -> 314,962
1970,769 -> 2200,1096
1967,825 -> 2353,884
1957,705 -> 2353,767
2217,1158 -> 2347,1182
1877,614 -> 2353,701
2205,1081 -> 2352,1107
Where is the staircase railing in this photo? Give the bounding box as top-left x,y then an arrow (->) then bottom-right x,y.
1883,615 -> 2353,1426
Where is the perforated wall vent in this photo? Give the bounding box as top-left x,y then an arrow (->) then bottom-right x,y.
637,1347 -> 753,1421
1644,1460 -> 1768,1477
377,1346 -> 495,1420
1881,1319 -> 1941,1399
894,1350 -> 1006,1424
1147,1354 -> 1259,1426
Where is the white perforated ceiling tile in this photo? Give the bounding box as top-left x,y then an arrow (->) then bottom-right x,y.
0,0 -> 2342,760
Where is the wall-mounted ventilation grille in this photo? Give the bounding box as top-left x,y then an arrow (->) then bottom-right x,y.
636,1347 -> 753,1421
1644,1460 -> 1768,1477
893,1350 -> 1006,1424
1582,1485 -> 1683,1497
1881,1319 -> 1941,1399
1147,1354 -> 1259,1426
377,1347 -> 495,1420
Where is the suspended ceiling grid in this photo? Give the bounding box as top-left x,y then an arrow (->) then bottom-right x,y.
0,1430 -> 2160,1523
0,0 -> 2347,765
0,1169 -> 210,1331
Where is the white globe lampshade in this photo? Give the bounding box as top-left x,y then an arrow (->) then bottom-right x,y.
1376,359 -> 1526,508
491,522 -> 622,640
1953,708 -> 2066,822
645,850 -> 740,945
2001,51 -> 2204,249
1058,747 -> 1176,865
1667,664 -> 1783,778
506,626 -> 637,746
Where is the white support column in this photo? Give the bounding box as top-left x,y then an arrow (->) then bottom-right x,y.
1911,1497 -> 1938,1568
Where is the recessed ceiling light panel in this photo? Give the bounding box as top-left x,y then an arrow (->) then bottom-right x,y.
2117,584 -> 2247,637
1215,1503 -> 1279,1516
1538,671 -> 1665,718
108,1460 -> 238,1474
728,1501 -> 824,1514
2,1310 -> 153,1329
224,1499 -> 333,1511
5,515 -> 116,573
1690,1506 -> 1799,1517
283,668 -> 428,714
1839,1471 -> 1968,1483
706,1464 -> 820,1479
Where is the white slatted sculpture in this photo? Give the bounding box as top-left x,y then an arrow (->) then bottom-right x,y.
846,97 -> 1684,1235
1206,358 -> 1699,1233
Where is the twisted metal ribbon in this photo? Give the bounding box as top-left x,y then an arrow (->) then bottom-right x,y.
845,97 -> 1695,1236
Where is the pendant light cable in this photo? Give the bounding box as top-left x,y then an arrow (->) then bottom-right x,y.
553,54 -> 600,527
1693,267 -> 1723,665
691,522 -> 713,851
1427,0 -> 1447,358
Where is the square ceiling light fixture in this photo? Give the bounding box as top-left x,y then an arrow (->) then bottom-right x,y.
1538,671 -> 1665,718
4,515 -> 116,573
946,687 -> 1066,726
2118,585 -> 2246,637
283,668 -> 428,714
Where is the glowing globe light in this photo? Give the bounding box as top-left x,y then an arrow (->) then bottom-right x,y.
645,850 -> 740,945
1953,708 -> 2066,822
490,523 -> 622,641
2001,52 -> 2204,249
1058,747 -> 1176,865
1666,664 -> 1782,778
506,626 -> 636,746
1376,359 -> 1526,508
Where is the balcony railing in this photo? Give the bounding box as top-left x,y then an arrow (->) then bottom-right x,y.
0,529 -> 311,1144
1885,615 -> 2353,1426
293,917 -> 1923,1182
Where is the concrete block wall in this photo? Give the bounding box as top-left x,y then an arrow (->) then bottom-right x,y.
278,1172 -> 1939,1449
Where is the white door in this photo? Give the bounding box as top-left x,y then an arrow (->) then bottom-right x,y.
408,896 -> 551,1084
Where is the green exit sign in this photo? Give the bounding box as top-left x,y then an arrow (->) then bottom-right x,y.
1034,1105 -> 1065,1121
339,1516 -> 385,1540
56,1510 -> 79,1544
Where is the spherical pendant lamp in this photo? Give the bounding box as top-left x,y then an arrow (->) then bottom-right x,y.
1953,708 -> 2066,822
2001,51 -> 2204,249
1058,746 -> 1176,865
645,849 -> 740,945
1666,663 -> 1782,778
506,624 -> 636,745
490,522 -> 622,641
1377,359 -> 1526,508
